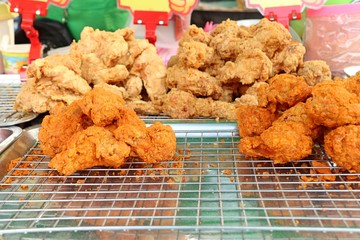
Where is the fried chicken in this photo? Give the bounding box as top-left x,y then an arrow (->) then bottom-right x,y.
271,40 -> 306,74
48,126 -> 131,176
166,65 -> 222,99
39,88 -> 176,175
239,103 -> 317,164
217,48 -> 273,85
324,125 -> 360,173
14,58 -> 92,113
160,89 -> 237,120
305,73 -> 360,128
297,60 -> 332,86
236,105 -> 277,137
257,74 -> 312,110
38,102 -> 91,157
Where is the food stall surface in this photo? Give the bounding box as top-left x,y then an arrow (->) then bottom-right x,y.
0,121 -> 359,240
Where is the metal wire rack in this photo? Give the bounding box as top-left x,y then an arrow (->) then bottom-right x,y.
0,124 -> 360,240
0,84 -> 37,126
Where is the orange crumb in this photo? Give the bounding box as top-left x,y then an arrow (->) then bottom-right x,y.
222,169 -> 232,175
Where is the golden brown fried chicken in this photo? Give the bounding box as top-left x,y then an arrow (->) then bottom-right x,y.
257,74 -> 312,110
48,126 -> 131,176
40,88 -> 176,175
305,74 -> 360,128
14,59 -> 91,113
297,60 -> 332,86
160,89 -> 237,120
177,41 -> 214,68
130,44 -> 167,101
236,105 -> 277,137
324,125 -> 360,173
38,102 -> 91,157
218,48 -> 273,85
239,103 -> 316,164
249,18 -> 292,59
271,40 -> 306,74
179,24 -> 212,46
166,65 -> 222,99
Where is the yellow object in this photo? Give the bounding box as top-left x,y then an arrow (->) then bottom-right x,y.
0,3 -> 18,21
1,44 -> 30,74
118,0 -> 197,15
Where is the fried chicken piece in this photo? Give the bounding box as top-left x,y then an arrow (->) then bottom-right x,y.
80,53 -> 129,85
160,89 -> 237,120
14,58 -> 91,113
177,41 -> 214,68
271,40 -> 306,74
48,126 -> 131,176
179,24 -> 212,46
217,48 -> 272,85
239,103 -> 317,164
116,122 -> 176,163
166,65 -> 222,99
324,125 -> 360,173
249,18 -> 292,59
305,74 -> 360,128
71,27 -> 129,67
38,102 -> 91,157
209,19 -> 252,61
257,74 -> 312,110
130,44 -> 167,101
236,82 -> 269,106
125,99 -> 162,116
297,60 -> 332,86
236,105 -> 277,137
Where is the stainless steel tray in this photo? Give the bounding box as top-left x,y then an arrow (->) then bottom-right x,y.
0,84 -> 38,127
0,122 -> 360,240
0,126 -> 22,155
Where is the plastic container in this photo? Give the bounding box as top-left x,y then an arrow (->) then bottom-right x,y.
1,44 -> 30,74
303,4 -> 360,76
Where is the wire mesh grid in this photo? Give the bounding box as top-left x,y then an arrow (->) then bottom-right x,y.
0,126 -> 360,239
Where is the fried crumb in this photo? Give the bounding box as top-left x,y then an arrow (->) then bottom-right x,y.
76,179 -> 85,184
222,169 -> 232,175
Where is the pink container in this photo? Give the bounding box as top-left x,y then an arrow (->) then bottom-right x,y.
304,4 -> 360,76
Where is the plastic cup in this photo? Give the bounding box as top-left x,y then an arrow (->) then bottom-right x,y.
1,44 -> 30,74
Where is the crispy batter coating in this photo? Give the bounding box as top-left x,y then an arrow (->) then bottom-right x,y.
166,66 -> 222,99
305,74 -> 360,128
236,105 -> 277,137
38,102 -> 91,157
297,60 -> 332,86
218,48 -> 273,85
239,103 -> 317,164
271,40 -> 305,74
40,88 -> 176,175
177,41 -> 214,68
324,125 -> 360,173
48,126 -> 131,176
257,74 -> 312,110
14,59 -> 91,113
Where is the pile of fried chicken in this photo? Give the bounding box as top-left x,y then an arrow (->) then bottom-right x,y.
14,18 -> 330,121
237,72 -> 360,174
38,87 -> 176,176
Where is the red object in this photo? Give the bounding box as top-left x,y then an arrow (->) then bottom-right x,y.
133,10 -> 169,45
9,0 -> 49,63
264,5 -> 302,29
